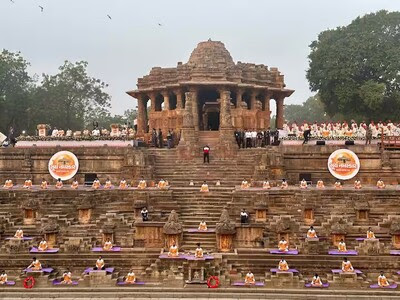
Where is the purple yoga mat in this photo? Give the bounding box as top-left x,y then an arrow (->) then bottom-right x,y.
370,283 -> 397,289
390,250 -> 400,255
91,247 -> 121,252
84,267 -> 114,274
185,255 -> 214,261
158,254 -> 185,259
158,254 -> 214,260
331,269 -> 362,274
53,280 -> 79,285
187,228 -> 215,233
270,268 -> 298,273
328,250 -> 358,255
0,281 -> 15,286
396,271 -> 400,275
305,237 -> 319,241
117,281 -> 145,285
269,249 -> 299,255
233,281 -> 264,286
30,247 -> 59,253
24,267 -> 53,273
356,238 -> 365,241
6,237 -> 32,241
305,283 -> 329,288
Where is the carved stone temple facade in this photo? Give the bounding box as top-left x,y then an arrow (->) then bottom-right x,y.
127,40 -> 294,143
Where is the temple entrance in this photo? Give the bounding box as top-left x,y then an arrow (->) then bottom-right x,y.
207,111 -> 220,131
202,102 -> 220,131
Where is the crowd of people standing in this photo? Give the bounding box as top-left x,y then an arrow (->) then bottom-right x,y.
234,129 -> 280,148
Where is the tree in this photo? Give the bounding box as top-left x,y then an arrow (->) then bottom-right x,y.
38,61 -> 111,130
284,95 -> 335,123
307,10 -> 400,121
0,50 -> 35,134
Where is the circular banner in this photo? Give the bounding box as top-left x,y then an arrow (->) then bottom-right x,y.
328,149 -> 360,180
48,151 -> 79,181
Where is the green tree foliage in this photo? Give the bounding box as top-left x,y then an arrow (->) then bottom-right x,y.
37,61 -> 111,130
0,50 -> 34,134
284,95 -> 331,123
0,51 -> 123,135
307,10 -> 400,121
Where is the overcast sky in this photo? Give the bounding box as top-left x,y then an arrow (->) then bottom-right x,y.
1,0 -> 399,115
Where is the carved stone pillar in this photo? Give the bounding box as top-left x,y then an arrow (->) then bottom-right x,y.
250,91 -> 257,110
275,96 -> 285,129
137,95 -> 147,135
177,92 -> 198,159
190,88 -> 199,131
175,90 -> 183,109
162,91 -> 170,111
149,92 -> 156,112
236,89 -> 243,108
217,90 -> 237,158
264,92 -> 271,112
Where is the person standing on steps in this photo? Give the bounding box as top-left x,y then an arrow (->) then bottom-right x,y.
203,145 -> 210,163
167,130 -> 173,149
158,129 -> 163,148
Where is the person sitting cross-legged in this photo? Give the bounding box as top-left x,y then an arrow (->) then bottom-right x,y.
94,256 -> 105,270
244,270 -> 255,285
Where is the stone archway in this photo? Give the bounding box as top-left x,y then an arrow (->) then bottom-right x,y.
202,104 -> 220,131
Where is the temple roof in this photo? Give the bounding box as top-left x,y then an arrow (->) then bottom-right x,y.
187,40 -> 235,68
128,40 -> 294,97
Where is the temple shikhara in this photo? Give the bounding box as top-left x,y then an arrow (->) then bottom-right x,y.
128,40 -> 294,141
2,41 -> 400,299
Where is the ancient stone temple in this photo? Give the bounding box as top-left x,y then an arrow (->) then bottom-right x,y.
127,40 -> 294,142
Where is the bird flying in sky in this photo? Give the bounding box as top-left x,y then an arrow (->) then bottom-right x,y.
39,5 -> 44,12
158,23 -> 162,26
107,14 -> 112,20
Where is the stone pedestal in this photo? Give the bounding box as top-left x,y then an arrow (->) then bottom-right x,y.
357,239 -> 381,255
335,272 -> 357,284
304,238 -> 320,254
89,270 -> 109,287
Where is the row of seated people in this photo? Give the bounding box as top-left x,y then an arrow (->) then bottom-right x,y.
3,178 -> 169,190
13,229 -> 116,252
23,256 -> 138,284
167,243 -> 206,259
239,178 -> 387,189
244,265 -> 390,288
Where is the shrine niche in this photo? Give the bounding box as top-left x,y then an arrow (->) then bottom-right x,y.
40,219 -> 60,248
330,219 -> 348,247
127,40 -> 294,147
390,220 -> 400,249
76,197 -> 94,225
21,199 -> 38,225
216,208 -> 236,252
163,210 -> 183,249
101,221 -> 116,244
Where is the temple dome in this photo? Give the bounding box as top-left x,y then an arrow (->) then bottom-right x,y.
187,40 -> 235,68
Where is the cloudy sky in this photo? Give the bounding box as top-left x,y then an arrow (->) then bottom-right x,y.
1,0 -> 399,115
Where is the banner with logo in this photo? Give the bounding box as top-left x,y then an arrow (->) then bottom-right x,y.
328,149 -> 360,180
48,151 -> 79,181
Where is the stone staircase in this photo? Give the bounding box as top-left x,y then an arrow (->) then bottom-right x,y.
197,131 -> 220,149
149,149 -> 261,187
173,187 -> 234,251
